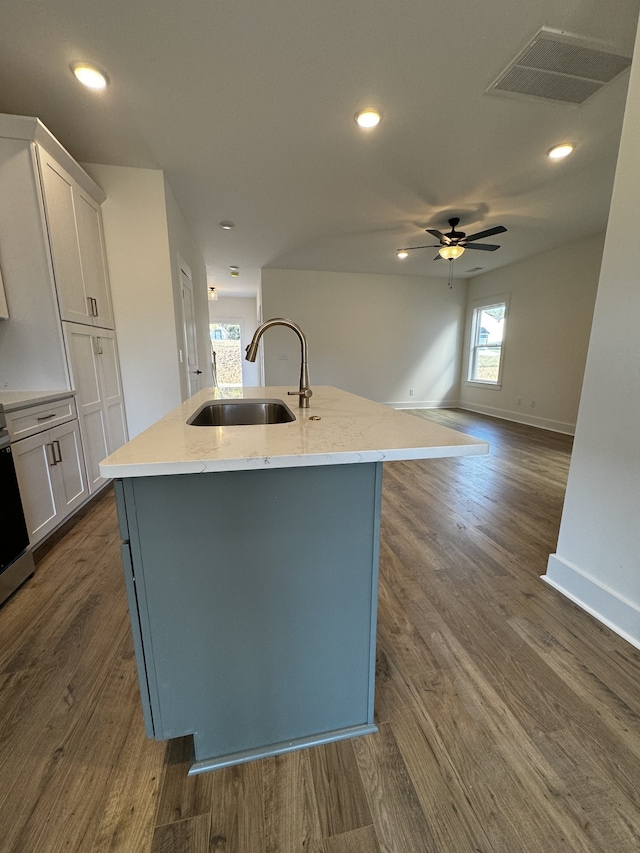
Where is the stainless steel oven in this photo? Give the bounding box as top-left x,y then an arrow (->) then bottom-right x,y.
0,405 -> 35,604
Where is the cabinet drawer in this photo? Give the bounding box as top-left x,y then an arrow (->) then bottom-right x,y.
6,397 -> 77,441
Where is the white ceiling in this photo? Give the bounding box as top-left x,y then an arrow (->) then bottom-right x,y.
2,0 -> 639,297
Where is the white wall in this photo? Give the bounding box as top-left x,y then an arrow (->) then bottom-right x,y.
460,233 -> 603,434
83,164 -> 183,437
163,178 -> 212,396
544,19 -> 640,648
209,295 -> 260,387
261,268 -> 467,407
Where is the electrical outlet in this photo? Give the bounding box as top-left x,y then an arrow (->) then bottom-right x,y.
409,388 -> 414,396
530,400 -> 536,408
516,397 -> 521,406
279,352 -> 288,360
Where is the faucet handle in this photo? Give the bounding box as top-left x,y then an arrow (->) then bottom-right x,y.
288,388 -> 313,399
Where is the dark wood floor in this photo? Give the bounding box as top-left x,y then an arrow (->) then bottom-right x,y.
1,409 -> 640,852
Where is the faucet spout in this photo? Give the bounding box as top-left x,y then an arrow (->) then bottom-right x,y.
245,318 -> 312,408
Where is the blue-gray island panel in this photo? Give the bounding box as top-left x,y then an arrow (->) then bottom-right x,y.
116,461 -> 383,772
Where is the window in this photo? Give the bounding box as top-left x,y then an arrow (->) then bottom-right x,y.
468,298 -> 507,385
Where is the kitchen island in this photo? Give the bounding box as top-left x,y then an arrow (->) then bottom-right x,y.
101,386 -> 487,774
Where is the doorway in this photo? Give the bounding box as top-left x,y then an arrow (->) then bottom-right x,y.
210,320 -> 243,395
180,260 -> 202,398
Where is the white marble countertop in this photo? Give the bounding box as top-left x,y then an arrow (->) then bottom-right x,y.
0,389 -> 75,411
100,386 -> 488,478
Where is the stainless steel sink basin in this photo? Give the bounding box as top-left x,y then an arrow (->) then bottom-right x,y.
187,398 -> 296,426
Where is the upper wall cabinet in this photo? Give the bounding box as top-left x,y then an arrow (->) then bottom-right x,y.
0,113 -> 113,390
38,149 -> 114,329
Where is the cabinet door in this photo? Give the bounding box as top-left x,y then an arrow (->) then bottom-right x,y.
96,331 -> 127,453
38,151 -> 93,326
74,190 -> 114,329
64,324 -> 127,493
38,149 -> 114,329
50,420 -> 88,516
12,432 -> 59,545
64,324 -> 109,493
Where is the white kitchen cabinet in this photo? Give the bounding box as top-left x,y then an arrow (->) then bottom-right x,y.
0,114 -> 115,391
12,417 -> 87,546
38,148 -> 114,329
64,323 -> 127,493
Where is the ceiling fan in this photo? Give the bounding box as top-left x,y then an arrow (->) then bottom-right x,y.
398,217 -> 507,261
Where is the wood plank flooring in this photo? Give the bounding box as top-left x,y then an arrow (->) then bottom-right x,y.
1,409 -> 640,851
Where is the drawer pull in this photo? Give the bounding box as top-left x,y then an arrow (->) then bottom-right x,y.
52,439 -> 62,464
47,442 -> 57,466
36,413 -> 57,422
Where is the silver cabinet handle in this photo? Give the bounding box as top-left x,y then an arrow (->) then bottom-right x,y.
36,413 -> 57,422
87,296 -> 99,317
93,336 -> 103,355
52,439 -> 62,464
47,442 -> 57,466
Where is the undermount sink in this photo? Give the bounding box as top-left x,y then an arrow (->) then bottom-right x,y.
187,399 -> 296,427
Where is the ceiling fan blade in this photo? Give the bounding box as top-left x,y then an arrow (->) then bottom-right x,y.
464,225 -> 507,242
463,242 -> 500,251
400,244 -> 441,252
425,228 -> 449,243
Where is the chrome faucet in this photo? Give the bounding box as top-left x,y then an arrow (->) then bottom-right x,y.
245,318 -> 312,408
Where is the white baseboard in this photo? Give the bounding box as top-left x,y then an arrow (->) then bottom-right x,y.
459,401 -> 575,435
389,399 -> 460,410
389,399 -> 576,434
543,554 -> 640,650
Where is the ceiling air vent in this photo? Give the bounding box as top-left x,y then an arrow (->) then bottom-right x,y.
487,28 -> 632,105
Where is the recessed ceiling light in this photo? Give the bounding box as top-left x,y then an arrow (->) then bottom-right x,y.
71,62 -> 109,90
228,265 -> 239,271
396,250 -> 409,259
547,143 -> 574,160
219,221 -> 235,230
355,108 -> 381,129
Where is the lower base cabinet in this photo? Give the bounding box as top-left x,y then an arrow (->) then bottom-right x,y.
63,322 -> 127,494
115,462 -> 383,774
13,419 -> 88,546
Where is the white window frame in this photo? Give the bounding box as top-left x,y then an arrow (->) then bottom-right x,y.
466,294 -> 509,388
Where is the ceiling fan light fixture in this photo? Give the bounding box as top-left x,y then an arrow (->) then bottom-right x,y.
547,143 -> 574,161
71,62 -> 109,90
355,108 -> 381,129
396,250 -> 409,259
439,245 -> 465,260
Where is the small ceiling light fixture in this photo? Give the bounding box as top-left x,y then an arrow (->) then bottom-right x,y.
547,142 -> 574,161
219,221 -> 235,230
396,250 -> 409,260
228,265 -> 239,271
230,269 -> 239,277
71,62 -> 109,90
439,244 -> 465,260
355,108 -> 381,129
208,286 -> 219,301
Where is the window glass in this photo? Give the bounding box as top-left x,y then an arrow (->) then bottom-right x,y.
469,301 -> 506,384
